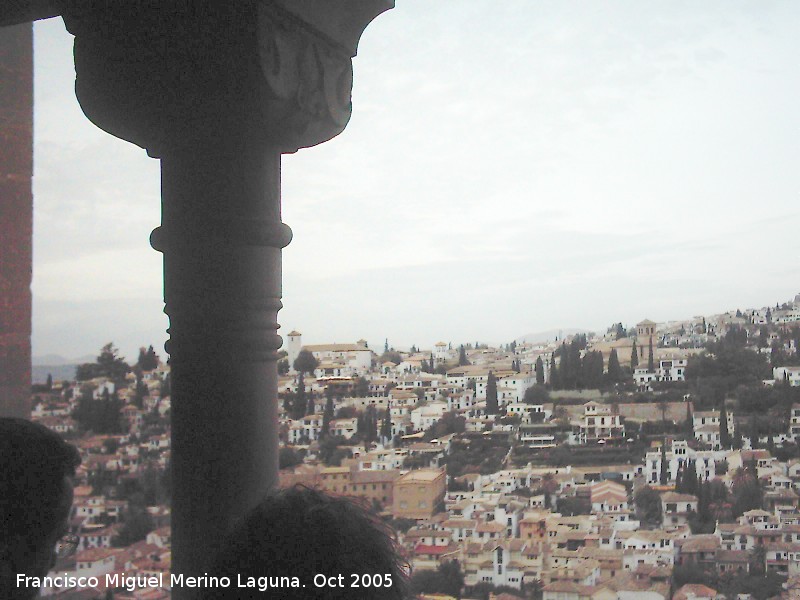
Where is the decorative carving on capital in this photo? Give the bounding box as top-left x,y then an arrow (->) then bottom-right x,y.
59,0 -> 392,155
257,3 -> 354,151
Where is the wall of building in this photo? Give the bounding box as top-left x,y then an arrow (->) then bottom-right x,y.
0,23 -> 33,418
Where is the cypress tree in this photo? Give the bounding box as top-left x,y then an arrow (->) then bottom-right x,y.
749,417 -> 759,449
549,355 -> 559,390
292,372 -> 307,419
535,357 -> 545,385
659,441 -> 669,485
630,340 -> 639,369
365,405 -> 377,445
357,412 -> 366,437
719,403 -> 731,448
647,338 -> 654,373
458,345 -> 469,366
322,389 -> 334,438
607,349 -> 621,384
685,460 -> 698,495
380,403 -> 392,441
486,372 -> 498,415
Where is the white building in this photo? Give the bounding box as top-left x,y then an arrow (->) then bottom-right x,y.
774,366 -> 800,387
579,402 -> 624,444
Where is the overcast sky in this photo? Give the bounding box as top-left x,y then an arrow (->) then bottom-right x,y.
31,1 -> 800,361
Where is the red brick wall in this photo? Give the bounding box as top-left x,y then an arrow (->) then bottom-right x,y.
0,23 -> 33,417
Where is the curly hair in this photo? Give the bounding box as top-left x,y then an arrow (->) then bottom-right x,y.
208,485 -> 411,599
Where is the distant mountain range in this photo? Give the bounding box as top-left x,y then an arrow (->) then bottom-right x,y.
33,354 -> 95,366
515,328 -> 591,345
31,354 -> 94,385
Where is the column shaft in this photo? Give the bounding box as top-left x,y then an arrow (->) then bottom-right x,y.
153,139 -> 290,591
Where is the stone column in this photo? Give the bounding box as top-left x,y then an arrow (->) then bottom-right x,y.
60,1 -> 392,590
0,23 -> 33,418
150,138 -> 291,578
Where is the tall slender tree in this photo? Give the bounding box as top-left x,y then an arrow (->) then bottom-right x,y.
647,339 -> 654,373
549,355 -> 559,390
306,394 -> 315,416
458,345 -> 469,366
719,403 -> 731,448
630,340 -> 639,369
486,372 -> 498,415
290,372 -> 308,419
380,403 -> 392,442
322,388 -> 334,438
535,357 -> 545,385
607,349 -> 621,384
659,441 -> 669,485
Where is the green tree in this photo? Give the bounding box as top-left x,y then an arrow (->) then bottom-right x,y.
410,560 -> 464,599
678,459 -> 698,495
364,405 -> 378,445
73,387 -> 126,434
279,447 -> 303,470
581,350 -> 604,389
322,388 -> 334,438
160,373 -> 170,397
113,505 -> 154,547
77,343 -> 130,383
293,349 -> 319,374
549,355 -> 559,390
97,343 -> 130,383
523,384 -> 549,405
318,435 -> 350,466
647,338 -> 654,373
732,467 -> 763,517
380,406 -> 392,441
355,376 -> 369,398
306,394 -> 315,416
136,345 -> 160,371
606,349 -> 622,384
458,345 -> 469,366
133,377 -> 148,409
290,372 -> 308,419
635,485 -> 662,527
630,340 -> 639,369
535,357 -> 545,385
485,372 -> 498,415
720,402 -> 731,448
659,441 -> 669,485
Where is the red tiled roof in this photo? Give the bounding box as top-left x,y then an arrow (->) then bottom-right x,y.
414,544 -> 454,555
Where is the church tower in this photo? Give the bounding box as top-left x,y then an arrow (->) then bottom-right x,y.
286,331 -> 302,371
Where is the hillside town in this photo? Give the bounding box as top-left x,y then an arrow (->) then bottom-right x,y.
28,294 -> 800,599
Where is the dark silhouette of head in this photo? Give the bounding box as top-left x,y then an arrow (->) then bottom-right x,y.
0,418 -> 81,599
209,485 -> 410,599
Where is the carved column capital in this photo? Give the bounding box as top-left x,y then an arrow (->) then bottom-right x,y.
59,0 -> 392,155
